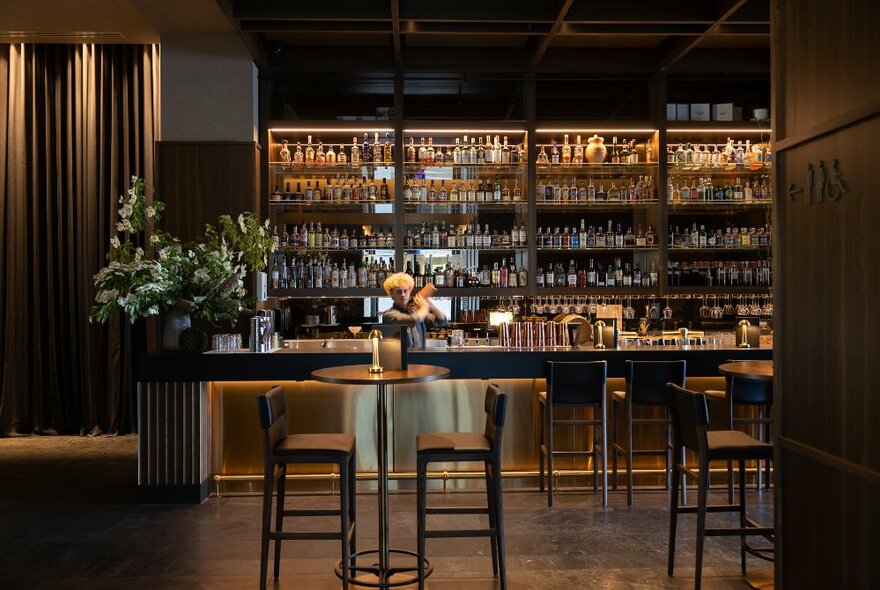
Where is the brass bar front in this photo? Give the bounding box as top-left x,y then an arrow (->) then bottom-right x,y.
212,375 -> 745,494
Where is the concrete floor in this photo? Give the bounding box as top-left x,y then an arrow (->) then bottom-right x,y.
0,435 -> 773,589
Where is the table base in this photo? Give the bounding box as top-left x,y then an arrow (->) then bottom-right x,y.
336,548 -> 432,588
746,565 -> 774,589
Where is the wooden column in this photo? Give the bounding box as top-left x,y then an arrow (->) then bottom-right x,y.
773,0 -> 880,587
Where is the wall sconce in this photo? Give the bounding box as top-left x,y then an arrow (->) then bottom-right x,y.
369,329 -> 384,373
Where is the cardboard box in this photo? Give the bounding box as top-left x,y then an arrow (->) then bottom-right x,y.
676,104 -> 690,121
667,103 -> 677,121
712,103 -> 734,121
690,103 -> 711,121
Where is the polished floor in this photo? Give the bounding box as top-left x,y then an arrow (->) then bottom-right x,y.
0,436 -> 773,589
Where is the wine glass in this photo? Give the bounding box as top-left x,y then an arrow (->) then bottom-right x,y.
699,295 -> 710,319
348,326 -> 362,339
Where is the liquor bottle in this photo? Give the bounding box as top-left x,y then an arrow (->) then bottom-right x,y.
305,135 -> 315,164
607,181 -> 620,201
537,145 -> 549,165
611,137 -> 620,164
562,134 -> 572,165
326,143 -> 336,165
646,224 -> 656,247
272,185 -> 282,201
619,140 -> 629,163
734,177 -> 744,200
501,136 -> 511,164
373,133 -> 382,164
407,137 -> 416,163
362,133 -> 372,163
484,135 -> 494,165
587,258 -> 597,287
550,141 -> 560,165
587,177 -> 597,202
417,137 -> 427,162
567,260 -> 577,287
384,133 -> 393,164
649,260 -> 659,286
294,142 -> 304,164
625,226 -> 636,248
573,135 -> 584,164
349,137 -> 360,164
315,142 -> 326,165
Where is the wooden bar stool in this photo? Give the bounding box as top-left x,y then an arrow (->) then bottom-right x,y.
667,384 -> 774,590
257,385 -> 357,589
611,360 -> 687,505
537,360 -> 608,507
416,383 -> 508,590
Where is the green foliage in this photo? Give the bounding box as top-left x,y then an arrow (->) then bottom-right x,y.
90,176 -> 275,326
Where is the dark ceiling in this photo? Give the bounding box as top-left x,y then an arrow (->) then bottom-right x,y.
231,0 -> 771,120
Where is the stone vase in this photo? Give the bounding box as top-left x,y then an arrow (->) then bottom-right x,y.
162,306 -> 192,351
585,135 -> 607,164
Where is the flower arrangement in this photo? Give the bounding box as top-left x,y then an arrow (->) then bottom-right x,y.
90,176 -> 275,326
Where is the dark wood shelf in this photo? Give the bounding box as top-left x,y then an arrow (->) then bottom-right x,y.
270,163 -> 395,173
403,247 -> 527,252
269,288 -> 386,297
536,163 -> 659,173
403,202 -> 527,212
668,246 -> 770,253
426,287 -> 529,297
536,246 -> 660,252
667,202 -> 771,213
277,247 -> 393,254
535,287 -> 660,295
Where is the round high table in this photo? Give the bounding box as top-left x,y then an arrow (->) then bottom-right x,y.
312,364 -> 450,588
718,360 -> 774,590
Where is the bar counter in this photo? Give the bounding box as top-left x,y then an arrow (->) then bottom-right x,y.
137,344 -> 772,503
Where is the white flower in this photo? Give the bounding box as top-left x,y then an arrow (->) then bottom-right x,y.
158,247 -> 169,261
116,222 -> 125,232
238,214 -> 246,233
150,234 -> 160,245
110,236 -> 121,248
120,204 -> 133,218
118,196 -> 124,204
145,206 -> 155,218
264,218 -> 271,229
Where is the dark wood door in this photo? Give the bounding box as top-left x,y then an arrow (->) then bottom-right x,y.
773,0 -> 880,587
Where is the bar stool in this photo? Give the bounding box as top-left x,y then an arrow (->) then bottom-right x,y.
416,383 -> 508,590
537,360 -> 608,507
611,360 -> 687,505
706,360 -> 773,496
257,386 -> 357,589
667,384 -> 774,590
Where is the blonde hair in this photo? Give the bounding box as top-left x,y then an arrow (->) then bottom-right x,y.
383,272 -> 414,295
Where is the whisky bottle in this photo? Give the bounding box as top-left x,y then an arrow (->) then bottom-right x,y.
501,136 -> 511,164
305,135 -> 315,165
493,135 -> 502,165
362,133 -> 372,163
407,137 -> 416,163
619,140 -> 629,164
537,145 -> 549,165
562,134 -> 572,165
484,135 -> 494,165
611,137 -> 620,164
426,137 -> 435,164
351,137 -> 361,164
493,177 -> 502,201
551,141 -> 560,165
418,137 -> 427,162
373,133 -> 382,164
326,143 -> 336,165
294,142 -> 304,164
573,135 -> 584,165
384,133 -> 392,164
315,142 -> 326,165
337,145 -> 347,165
453,138 -> 461,164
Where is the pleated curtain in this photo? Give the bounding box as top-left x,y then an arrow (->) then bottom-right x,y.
0,43 -> 160,435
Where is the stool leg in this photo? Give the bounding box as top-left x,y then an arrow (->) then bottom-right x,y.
612,399 -> 619,491
728,458 -> 735,504
764,407 -> 772,488
695,458 -> 709,590
547,404 -> 555,507
417,457 -> 427,590
273,464 -> 287,579
739,458 -> 747,576
484,462 -> 499,576
538,398 -> 545,493
626,401 -> 634,506
348,452 -> 357,568
260,464 -> 274,589
592,409 -> 599,495
491,459 -> 507,590
601,400 -> 608,508
340,460 -> 351,589
668,445 -> 681,576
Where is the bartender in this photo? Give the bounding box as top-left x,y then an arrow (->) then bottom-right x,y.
382,272 -> 448,348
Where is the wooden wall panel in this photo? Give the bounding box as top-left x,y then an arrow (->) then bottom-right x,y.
774,0 -> 880,587
778,0 -> 880,140
155,142 -> 260,243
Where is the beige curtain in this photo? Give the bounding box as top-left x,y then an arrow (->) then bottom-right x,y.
0,44 -> 159,435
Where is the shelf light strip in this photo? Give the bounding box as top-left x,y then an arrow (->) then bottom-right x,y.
536,128 -> 656,134
667,128 -> 772,134
270,128 -> 395,133
403,129 -> 527,134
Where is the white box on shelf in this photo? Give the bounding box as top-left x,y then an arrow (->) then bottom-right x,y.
667,103 -> 677,121
690,103 -> 711,121
712,103 -> 734,121
676,104 -> 690,121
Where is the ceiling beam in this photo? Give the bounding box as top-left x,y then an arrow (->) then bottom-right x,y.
391,0 -> 402,79
526,0 -> 574,77
657,0 -> 751,73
